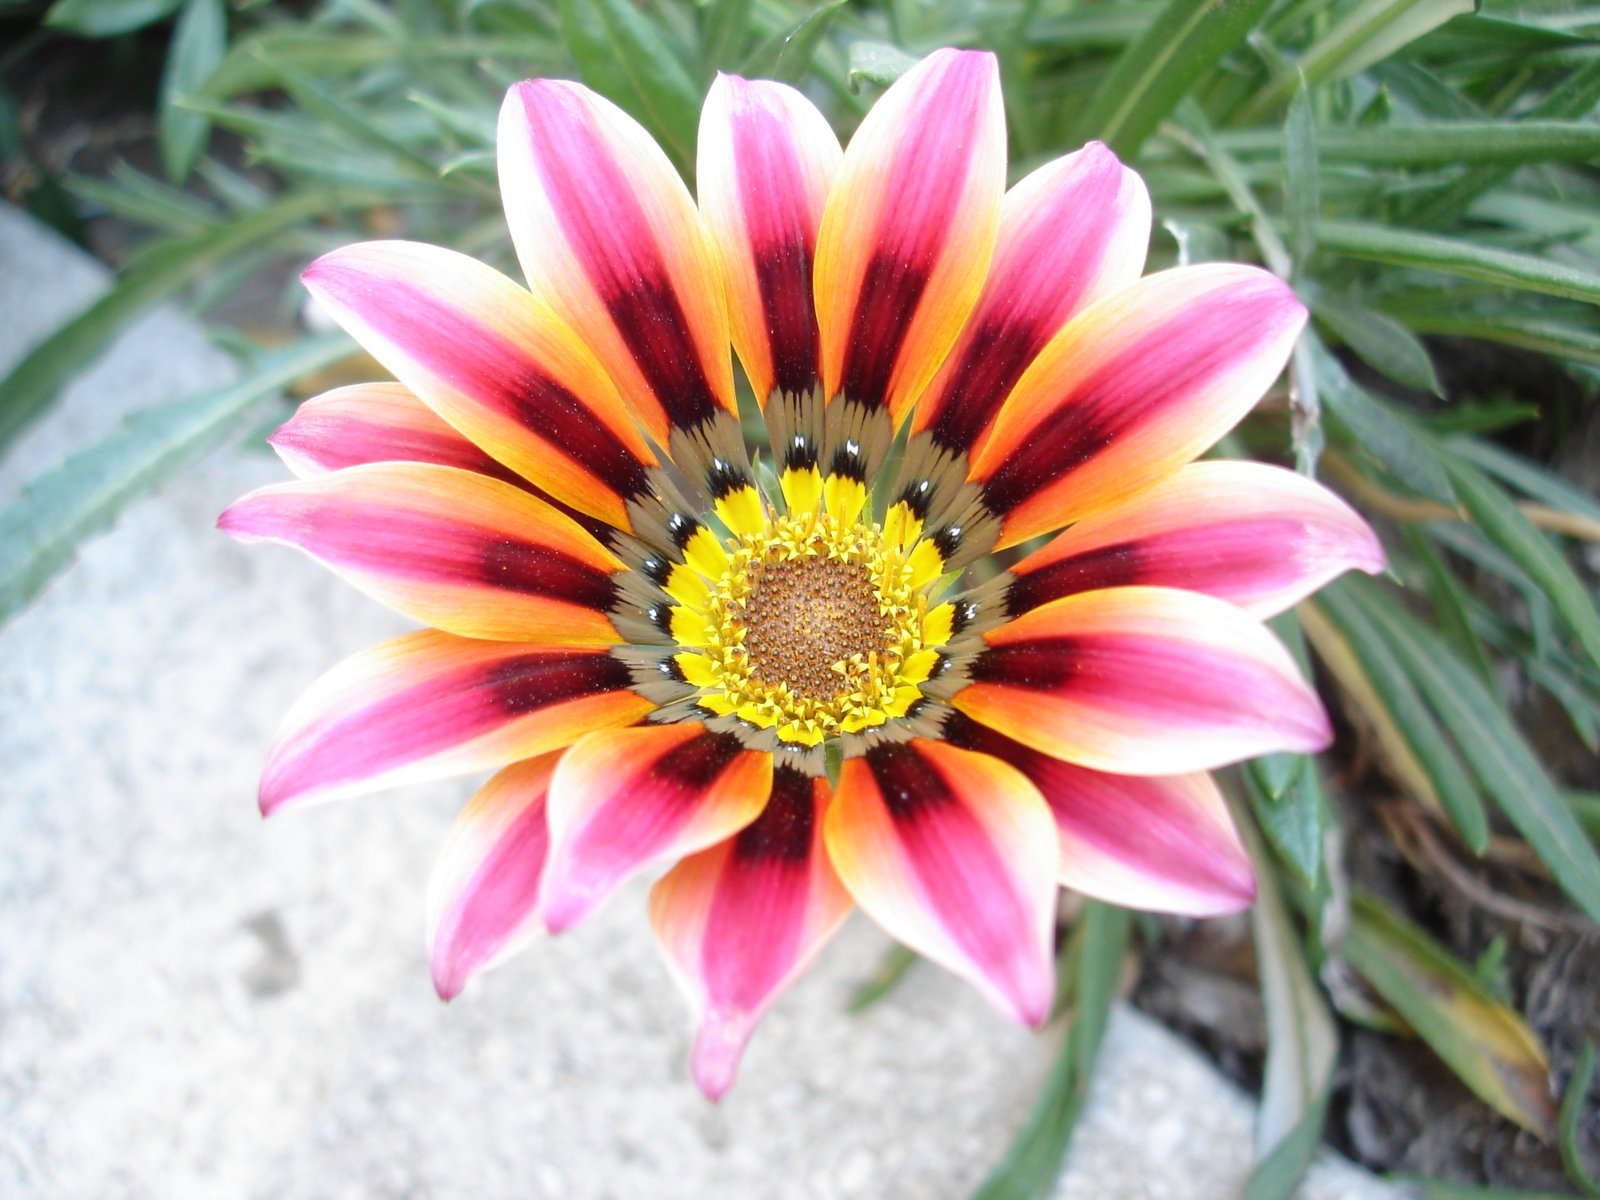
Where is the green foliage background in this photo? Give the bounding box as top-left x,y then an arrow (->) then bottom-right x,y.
3,0 -> 1598,1195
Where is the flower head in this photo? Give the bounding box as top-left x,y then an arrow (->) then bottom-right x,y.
220,49 -> 1384,1100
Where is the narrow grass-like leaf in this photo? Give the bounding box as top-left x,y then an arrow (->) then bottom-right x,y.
0,188 -> 355,453
1399,313 -> 1600,370
1318,220 -> 1600,306
971,903 -> 1129,1200
846,943 -> 918,1013
558,0 -> 702,171
1219,120 -> 1600,167
1241,0 -> 1474,120
45,0 -> 181,37
1309,589 -> 1489,850
1451,439 -> 1600,528
1405,526 -> 1496,684
202,33 -> 560,98
157,0 -> 226,184
1344,891 -> 1556,1137
1407,60 -> 1600,225
1235,783 -> 1336,1199
1244,761 -> 1324,889
1559,1042 -> 1600,1198
699,0 -> 752,75
1308,335 -> 1454,503
1348,578 -> 1600,922
846,40 -> 920,90
745,0 -> 847,86
1441,455 -> 1600,669
1283,80 -> 1318,271
0,334 -> 351,626
1310,290 -> 1440,394
1072,0 -> 1273,156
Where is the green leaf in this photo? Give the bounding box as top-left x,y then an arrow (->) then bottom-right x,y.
1558,1042 -> 1600,1199
558,0 -> 702,171
1241,0 -> 1474,120
699,0 -> 752,74
1404,526 -> 1496,683
1243,759 -> 1324,889
1441,455 -> 1600,669
846,40 -> 919,91
1400,312 -> 1600,370
1307,335 -> 1454,503
744,0 -> 847,86
1451,439 -> 1600,528
1239,782 -> 1336,1200
157,0 -> 227,184
971,903 -> 1129,1200
1344,891 -> 1556,1136
1219,120 -> 1600,167
0,335 -> 351,626
1283,79 -> 1318,272
45,0 -> 181,37
1347,578 -> 1600,922
1309,291 -> 1440,395
846,943 -> 918,1013
1312,587 -> 1489,851
0,188 -> 358,454
1072,0 -> 1274,156
1317,219 -> 1600,306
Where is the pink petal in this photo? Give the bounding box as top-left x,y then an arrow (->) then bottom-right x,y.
260,631 -> 652,814
301,239 -> 656,531
219,463 -> 625,644
952,586 -> 1331,775
427,753 -> 559,1000
497,80 -> 735,447
649,765 -> 852,1099
910,141 -> 1151,461
540,725 -> 772,933
698,73 -> 841,405
815,48 -> 1006,432
1003,460 -> 1386,619
970,264 -> 1307,549
825,739 -> 1057,1026
943,714 -> 1254,915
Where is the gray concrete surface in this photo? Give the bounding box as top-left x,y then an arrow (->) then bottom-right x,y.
0,203 -> 1401,1199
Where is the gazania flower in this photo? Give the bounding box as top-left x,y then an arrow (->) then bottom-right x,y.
221,49 -> 1383,1099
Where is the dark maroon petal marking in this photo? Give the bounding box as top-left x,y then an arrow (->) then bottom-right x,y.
732,766 -> 815,863
476,538 -> 621,609
966,639 -> 1088,690
839,252 -> 932,412
265,652 -> 631,805
1005,542 -> 1146,615
927,318 -> 1050,454
382,280 -> 653,502
863,740 -> 955,820
755,235 -> 821,398
978,300 -> 1263,518
490,651 -> 636,716
526,107 -> 721,432
652,728 -> 746,789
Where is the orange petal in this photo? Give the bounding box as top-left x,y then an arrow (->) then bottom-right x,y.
826,739 -> 1057,1026
498,80 -> 735,445
815,49 -> 1005,429
970,264 -> 1306,549
698,73 -> 840,405
650,766 -> 851,1099
540,725 -> 772,932
302,240 -> 656,531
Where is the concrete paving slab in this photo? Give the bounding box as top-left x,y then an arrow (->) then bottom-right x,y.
0,203 -> 1401,1200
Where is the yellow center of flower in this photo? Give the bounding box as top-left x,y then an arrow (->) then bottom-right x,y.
670,492 -> 954,748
